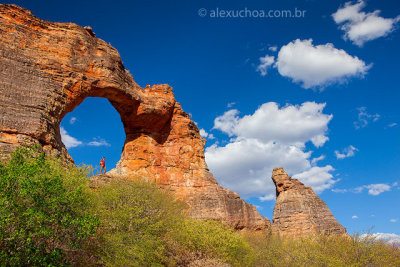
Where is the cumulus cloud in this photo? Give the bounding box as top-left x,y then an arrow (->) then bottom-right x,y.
206,139 -> 312,197
352,215 -> 358,219
388,122 -> 397,128
88,138 -> 111,147
256,54 -> 275,76
60,127 -> 83,149
275,39 -> 370,89
361,233 -> 400,245
293,165 -> 336,193
213,102 -> 332,147
335,145 -> 358,159
199,128 -> 215,139
354,107 -> 380,129
206,101 -> 336,198
332,0 -> 400,46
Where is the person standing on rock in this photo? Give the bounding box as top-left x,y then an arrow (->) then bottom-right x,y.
100,157 -> 106,174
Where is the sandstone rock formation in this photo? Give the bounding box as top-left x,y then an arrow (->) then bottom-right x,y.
0,4 -> 269,230
271,168 -> 347,236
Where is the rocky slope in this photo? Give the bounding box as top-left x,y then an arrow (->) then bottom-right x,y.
271,168 -> 347,236
0,4 -> 269,230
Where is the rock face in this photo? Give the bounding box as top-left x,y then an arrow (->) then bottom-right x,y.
271,168 -> 347,236
0,4 -> 269,230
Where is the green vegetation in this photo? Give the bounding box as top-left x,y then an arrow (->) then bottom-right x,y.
91,178 -> 253,266
1,146 -> 399,266
0,146 -> 252,266
243,232 -> 400,266
0,145 -> 98,266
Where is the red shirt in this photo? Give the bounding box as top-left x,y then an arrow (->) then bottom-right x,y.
100,159 -> 105,166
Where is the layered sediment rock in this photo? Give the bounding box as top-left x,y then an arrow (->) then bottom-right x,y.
0,4 -> 269,230
271,168 -> 347,236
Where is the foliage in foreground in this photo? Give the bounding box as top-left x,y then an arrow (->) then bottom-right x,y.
0,146 -> 98,266
0,146 -> 252,266
1,146 -> 399,266
92,179 -> 253,266
243,231 -> 400,266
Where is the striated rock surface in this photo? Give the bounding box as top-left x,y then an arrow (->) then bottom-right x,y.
0,4 -> 269,230
271,168 -> 347,236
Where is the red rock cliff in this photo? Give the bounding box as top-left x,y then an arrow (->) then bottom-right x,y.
0,4 -> 270,230
271,168 -> 347,236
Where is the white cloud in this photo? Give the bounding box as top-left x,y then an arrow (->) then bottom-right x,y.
60,127 -> 110,148
213,109 -> 239,136
366,184 -> 391,195
199,128 -> 215,140
275,39 -> 370,89
390,219 -> 398,223
206,139 -> 312,197
293,165 -> 336,193
335,145 -> 358,159
388,122 -> 397,128
213,102 -> 332,147
88,138 -> 111,147
361,233 -> 400,245
311,155 -> 325,165
332,0 -> 400,46
332,188 -> 348,193
352,215 -> 358,219
333,183 -> 393,195
206,102 -> 335,198
60,127 -> 83,149
269,46 -> 278,52
259,193 -> 275,202
256,54 -> 275,76
354,107 -> 380,129
69,117 -> 77,124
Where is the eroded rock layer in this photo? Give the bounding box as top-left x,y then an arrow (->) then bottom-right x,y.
0,4 -> 270,230
271,168 -> 347,236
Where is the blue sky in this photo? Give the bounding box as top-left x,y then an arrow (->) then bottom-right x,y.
8,0 -> 400,240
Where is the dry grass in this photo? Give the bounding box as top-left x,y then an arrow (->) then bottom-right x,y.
242,231 -> 400,266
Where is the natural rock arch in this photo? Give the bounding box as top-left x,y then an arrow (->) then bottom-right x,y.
59,96 -> 126,170
0,4 -> 270,230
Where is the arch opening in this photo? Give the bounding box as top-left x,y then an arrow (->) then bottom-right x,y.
60,97 -> 126,174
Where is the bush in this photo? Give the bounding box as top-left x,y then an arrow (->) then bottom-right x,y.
171,219 -> 254,266
91,178 -> 254,266
92,178 -> 185,266
0,145 -> 98,266
3,146 -> 399,266
242,232 -> 400,266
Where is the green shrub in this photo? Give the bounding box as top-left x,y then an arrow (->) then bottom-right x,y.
243,232 -> 400,266
92,178 -> 185,266
172,219 -> 255,266
0,145 -> 98,266
3,146 -> 399,267
91,178 -> 254,266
